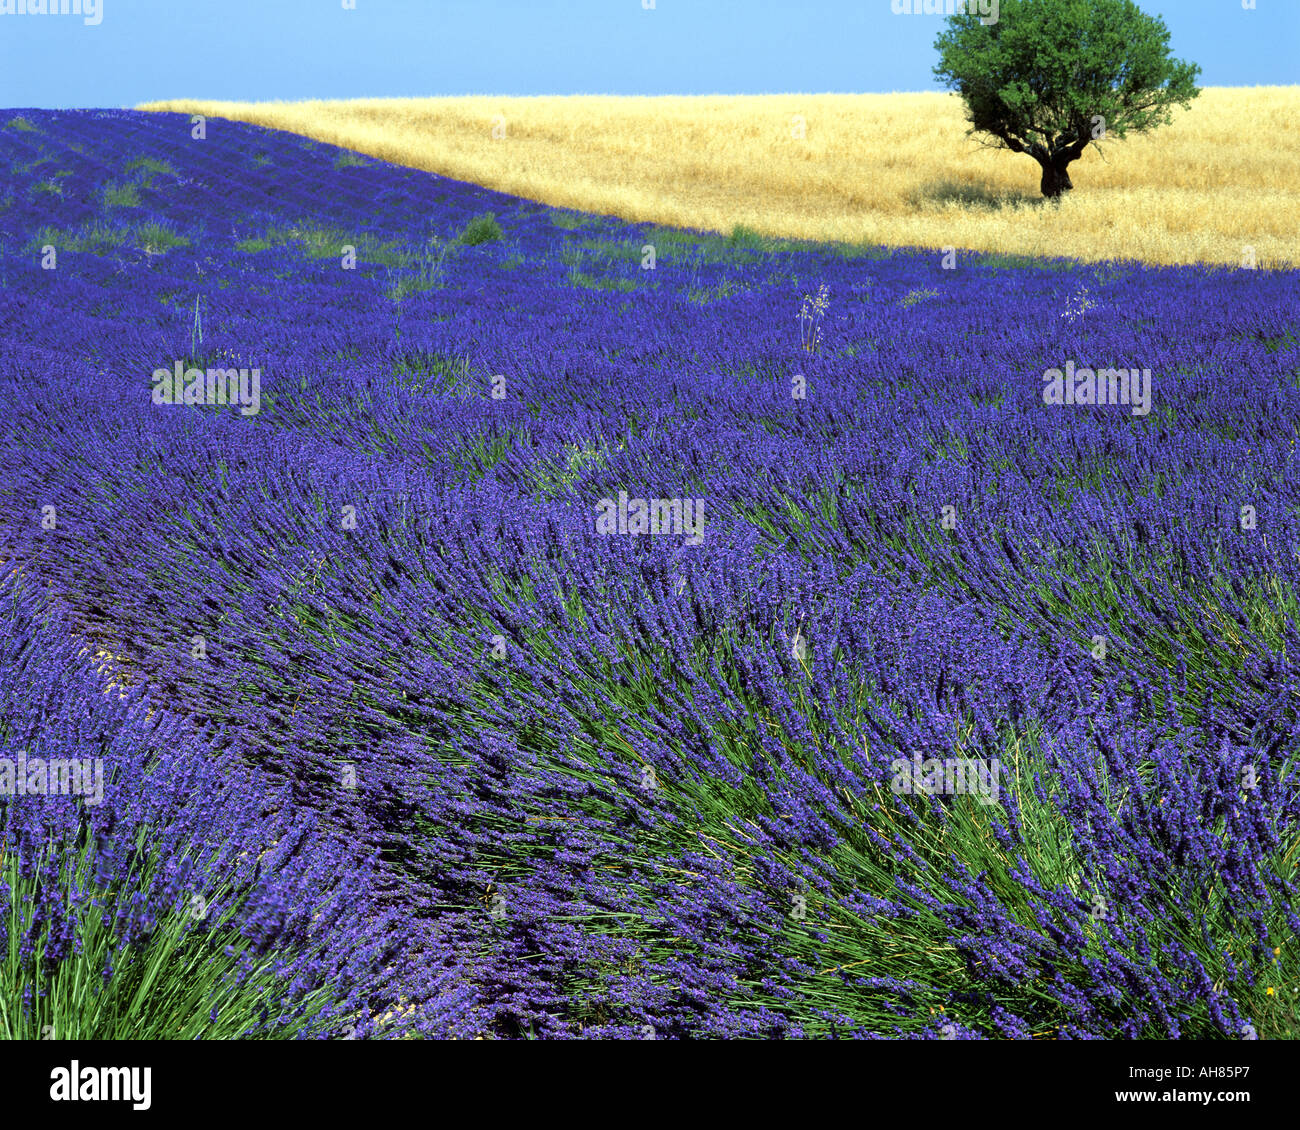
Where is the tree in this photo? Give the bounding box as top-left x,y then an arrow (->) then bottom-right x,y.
932,0 -> 1200,198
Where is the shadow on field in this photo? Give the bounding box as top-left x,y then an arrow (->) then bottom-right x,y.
907,178 -> 1044,211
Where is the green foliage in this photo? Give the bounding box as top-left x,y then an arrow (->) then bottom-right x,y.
726,224 -> 778,251
932,0 -> 1200,192
898,287 -> 939,308
102,182 -> 142,208
245,222 -> 439,273
549,211 -> 592,230
28,220 -> 189,257
28,222 -> 124,255
385,236 -> 458,300
136,222 -> 190,254
0,829 -> 337,1039
831,242 -> 892,261
973,250 -> 1080,272
457,212 -> 504,246
260,222 -> 356,259
125,156 -> 177,177
687,277 -> 744,304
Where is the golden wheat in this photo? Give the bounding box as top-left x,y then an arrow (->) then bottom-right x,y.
139,89 -> 1298,268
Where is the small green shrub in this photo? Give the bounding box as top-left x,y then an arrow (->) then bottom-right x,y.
125,156 -> 176,176
458,212 -> 504,245
136,221 -> 189,254
102,182 -> 142,208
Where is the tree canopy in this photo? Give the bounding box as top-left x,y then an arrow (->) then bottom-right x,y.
932,0 -> 1201,196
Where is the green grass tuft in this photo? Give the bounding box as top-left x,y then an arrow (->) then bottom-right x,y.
102,182 -> 142,208
457,212 -> 504,246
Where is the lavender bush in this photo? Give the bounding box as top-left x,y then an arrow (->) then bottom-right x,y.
0,109 -> 1297,1038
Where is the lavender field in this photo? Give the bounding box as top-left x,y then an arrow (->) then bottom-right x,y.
2,108 -> 1298,1039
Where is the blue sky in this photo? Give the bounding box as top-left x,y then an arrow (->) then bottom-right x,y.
1,0 -> 1295,108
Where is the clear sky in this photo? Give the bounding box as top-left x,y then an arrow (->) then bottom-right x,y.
0,0 -> 1295,108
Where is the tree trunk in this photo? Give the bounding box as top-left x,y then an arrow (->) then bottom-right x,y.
1039,156 -> 1075,198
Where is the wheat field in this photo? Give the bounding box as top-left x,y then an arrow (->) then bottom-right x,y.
139,88 -> 1299,268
